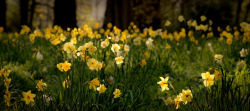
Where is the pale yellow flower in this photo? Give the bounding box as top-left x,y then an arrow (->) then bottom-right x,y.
201,72 -> 214,87
115,56 -> 124,65
157,77 -> 169,91
87,58 -> 99,70
97,84 -> 107,93
111,44 -> 121,53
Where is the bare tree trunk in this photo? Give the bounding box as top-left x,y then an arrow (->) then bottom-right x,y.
244,2 -> 250,22
235,0 -> 243,25
20,0 -> 28,26
54,0 -> 76,29
0,0 -> 7,31
31,0 -> 55,29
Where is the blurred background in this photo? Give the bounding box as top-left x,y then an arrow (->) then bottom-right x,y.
0,0 -> 250,32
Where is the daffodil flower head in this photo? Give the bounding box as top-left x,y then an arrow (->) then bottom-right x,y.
201,72 -> 215,87
157,77 -> 169,91
97,84 -> 107,93
180,89 -> 193,104
113,89 -> 122,98
115,56 -> 124,65
214,54 -> 223,64
21,90 -> 36,105
111,44 -> 121,53
89,78 -> 100,91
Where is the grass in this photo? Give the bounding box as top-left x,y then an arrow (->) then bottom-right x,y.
0,21 -> 249,110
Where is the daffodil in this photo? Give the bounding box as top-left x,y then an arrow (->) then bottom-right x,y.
180,89 -> 193,104
101,41 -> 109,48
237,60 -> 246,68
139,59 -> 147,67
214,54 -> 223,64
113,89 -> 122,98
115,56 -> 124,65
97,84 -> 107,93
21,90 -> 36,105
174,95 -> 182,109
200,15 -> 207,21
4,93 -> 11,106
124,44 -> 130,52
62,61 -> 71,72
63,42 -> 76,54
57,63 -> 63,72
201,72 -> 215,87
87,58 -> 99,70
144,52 -> 150,59
165,20 -> 171,26
213,70 -> 222,80
89,78 -> 100,91
36,80 -> 47,91
178,15 -> 185,22
239,48 -> 248,57
111,44 -> 121,53
157,77 -> 169,91
166,44 -> 171,49
164,97 -> 174,105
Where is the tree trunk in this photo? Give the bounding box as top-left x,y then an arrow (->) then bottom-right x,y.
20,0 -> 28,26
0,0 -> 7,31
54,0 -> 76,29
235,0 -> 243,25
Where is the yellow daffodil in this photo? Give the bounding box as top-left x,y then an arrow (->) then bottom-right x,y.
200,15 -> 207,21
87,58 -> 99,70
63,42 -> 76,54
157,77 -> 169,91
4,93 -> 11,106
113,89 -> 122,98
201,72 -> 215,87
89,78 -> 100,91
180,89 -> 193,104
213,70 -> 222,80
165,20 -> 171,26
97,84 -> 107,93
36,80 -> 47,91
174,95 -> 181,109
57,63 -> 63,72
21,90 -> 36,105
62,61 -> 71,72
139,59 -> 147,67
214,54 -> 223,64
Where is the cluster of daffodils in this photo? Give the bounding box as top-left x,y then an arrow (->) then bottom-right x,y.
87,58 -> 103,71
111,44 -> 126,65
36,80 -> 47,91
173,89 -> 193,109
1,69 -> 11,106
236,48 -> 248,69
1,69 -> 36,106
57,61 -> 72,72
88,78 -> 122,98
157,76 -> 193,109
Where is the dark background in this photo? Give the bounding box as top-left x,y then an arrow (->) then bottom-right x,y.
0,0 -> 249,32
